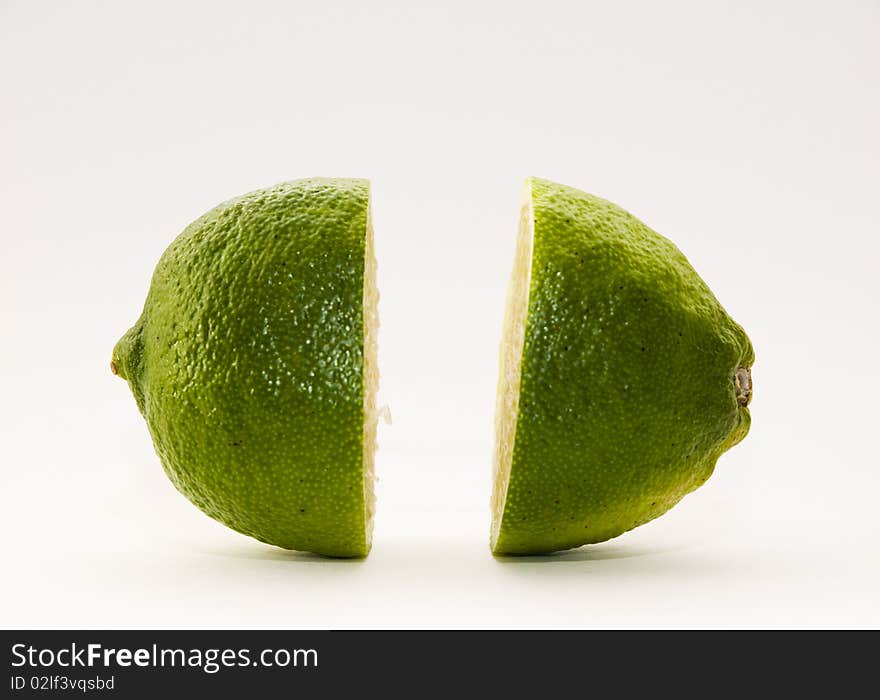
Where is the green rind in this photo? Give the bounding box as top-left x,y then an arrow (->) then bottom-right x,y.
113,178 -> 370,557
494,178 -> 753,555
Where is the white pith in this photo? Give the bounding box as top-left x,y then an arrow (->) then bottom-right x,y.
490,183 -> 534,550
363,200 -> 379,547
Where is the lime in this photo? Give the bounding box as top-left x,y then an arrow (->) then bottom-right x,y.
491,178 -> 753,555
112,178 -> 378,557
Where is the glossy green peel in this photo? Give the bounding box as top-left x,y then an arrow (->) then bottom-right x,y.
491,178 -> 753,555
112,178 -> 378,557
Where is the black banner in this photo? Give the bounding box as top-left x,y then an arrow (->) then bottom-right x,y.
1,630 -> 874,696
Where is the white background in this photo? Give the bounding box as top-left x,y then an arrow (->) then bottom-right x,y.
3,1 -> 878,629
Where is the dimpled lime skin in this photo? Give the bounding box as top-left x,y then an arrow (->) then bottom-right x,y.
112,178 -> 370,557
494,178 -> 754,555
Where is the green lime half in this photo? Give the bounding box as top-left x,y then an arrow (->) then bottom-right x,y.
112,178 -> 379,557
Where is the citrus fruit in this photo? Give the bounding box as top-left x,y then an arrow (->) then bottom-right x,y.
491,177 -> 753,555
112,178 -> 379,557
